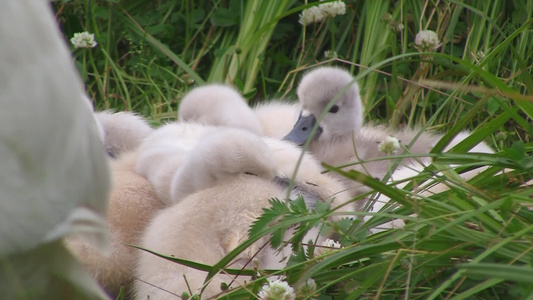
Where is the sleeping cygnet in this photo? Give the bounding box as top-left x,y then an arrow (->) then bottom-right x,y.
170,128 -> 279,202
134,134 -> 349,299
94,110 -> 154,158
178,84 -> 263,135
134,129 -> 281,299
179,82 -> 300,139
137,120 -> 352,212
66,155 -> 164,297
133,175 -> 288,300
133,124 -> 358,298
135,122 -> 218,204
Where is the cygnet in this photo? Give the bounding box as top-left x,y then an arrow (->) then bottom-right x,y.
66,155 -> 164,297
133,175 -> 288,299
170,128 -> 278,202
94,110 -> 154,158
178,84 -> 263,135
284,67 -> 492,201
133,131 -> 357,299
135,122 -> 218,204
134,128 -> 285,298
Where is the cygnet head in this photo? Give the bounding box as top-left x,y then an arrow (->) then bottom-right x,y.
284,67 -> 363,145
94,110 -> 154,158
178,84 -> 264,135
170,128 -> 277,203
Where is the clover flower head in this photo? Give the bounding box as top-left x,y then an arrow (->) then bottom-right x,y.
322,238 -> 341,249
258,279 -> 296,300
388,21 -> 404,33
414,30 -> 440,52
324,50 -> 338,59
299,6 -> 325,26
316,238 -> 342,257
472,50 -> 486,64
378,136 -> 401,155
71,31 -> 97,49
382,13 -> 393,23
395,23 -> 405,32
319,0 -> 346,18
299,0 -> 346,26
495,131 -> 508,141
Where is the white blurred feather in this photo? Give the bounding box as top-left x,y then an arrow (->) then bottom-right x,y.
0,0 -> 111,298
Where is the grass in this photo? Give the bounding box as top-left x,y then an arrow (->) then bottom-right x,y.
55,0 -> 533,298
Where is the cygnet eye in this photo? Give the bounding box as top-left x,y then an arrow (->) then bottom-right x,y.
244,171 -> 257,176
306,181 -> 319,187
329,104 -> 339,113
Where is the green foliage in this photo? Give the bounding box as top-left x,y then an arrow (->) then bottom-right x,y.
55,0 -> 533,298
250,196 -> 324,251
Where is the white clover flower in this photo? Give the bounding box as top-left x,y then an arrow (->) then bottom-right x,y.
378,136 -> 400,155
322,238 -> 341,249
495,131 -> 508,141
382,13 -> 392,23
316,238 -> 342,257
296,279 -> 318,299
258,279 -> 296,300
299,0 -> 346,26
319,0 -> 346,18
414,30 -> 440,52
472,50 -> 485,64
299,6 -> 324,26
396,23 -> 405,31
388,21 -> 404,33
70,31 -> 97,49
324,50 -> 338,59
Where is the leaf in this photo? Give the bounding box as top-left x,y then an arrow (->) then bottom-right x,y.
248,198 -> 289,238
210,0 -> 241,27
211,10 -> 239,27
189,9 -> 205,24
486,97 -> 500,116
501,141 -> 531,167
242,88 -> 257,100
334,217 -> 355,236
289,195 -> 309,215
315,201 -> 330,214
129,245 -> 260,276
270,225 -> 287,249
458,263 -> 533,283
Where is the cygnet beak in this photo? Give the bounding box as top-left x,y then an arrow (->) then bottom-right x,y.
283,112 -> 322,146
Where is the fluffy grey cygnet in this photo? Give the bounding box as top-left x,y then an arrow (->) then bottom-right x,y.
94,110 -> 154,158
284,66 -> 494,200
170,127 -> 278,202
178,84 -> 264,135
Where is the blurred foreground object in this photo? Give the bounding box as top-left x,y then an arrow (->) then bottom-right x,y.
0,0 -> 111,298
